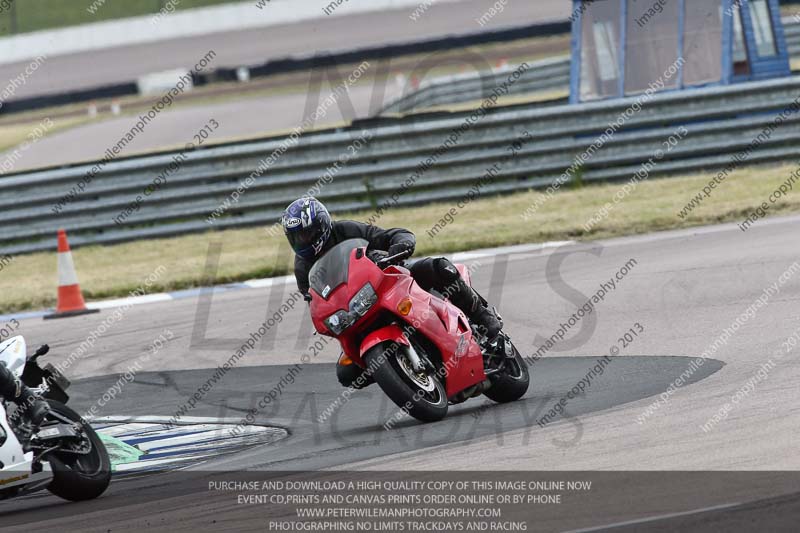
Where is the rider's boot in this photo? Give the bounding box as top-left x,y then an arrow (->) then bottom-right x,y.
447,276 -> 503,341
0,361 -> 50,427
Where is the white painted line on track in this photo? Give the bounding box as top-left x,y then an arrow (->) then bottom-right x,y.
561,501 -> 743,533
595,212 -> 800,250
87,293 -> 174,309
451,240 -> 574,261
241,275 -> 295,289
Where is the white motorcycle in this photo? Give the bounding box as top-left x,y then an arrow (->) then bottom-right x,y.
0,335 -> 110,501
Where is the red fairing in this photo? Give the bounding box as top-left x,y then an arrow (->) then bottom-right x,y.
309,244 -> 486,400
381,273 -> 485,398
309,246 -> 384,366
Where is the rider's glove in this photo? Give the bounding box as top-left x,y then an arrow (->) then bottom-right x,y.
388,241 -> 414,258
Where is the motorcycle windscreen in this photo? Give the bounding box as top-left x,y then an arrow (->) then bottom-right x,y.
308,238 -> 368,300
0,336 -> 27,377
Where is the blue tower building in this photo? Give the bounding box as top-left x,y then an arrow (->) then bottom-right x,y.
570,0 -> 791,103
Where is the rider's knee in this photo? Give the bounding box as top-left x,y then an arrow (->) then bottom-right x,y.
433,257 -> 459,283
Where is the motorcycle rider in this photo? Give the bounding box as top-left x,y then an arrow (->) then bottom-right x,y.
0,361 -> 50,427
281,197 -> 502,389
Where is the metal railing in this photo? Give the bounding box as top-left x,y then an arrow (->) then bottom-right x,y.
381,56 -> 570,114
2,74 -> 799,255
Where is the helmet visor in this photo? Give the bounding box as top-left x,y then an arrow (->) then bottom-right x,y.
287,226 -> 324,254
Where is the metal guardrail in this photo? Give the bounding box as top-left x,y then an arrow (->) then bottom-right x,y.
786,19 -> 800,56
2,73 -> 800,255
381,56 -> 570,114
382,19 -> 800,115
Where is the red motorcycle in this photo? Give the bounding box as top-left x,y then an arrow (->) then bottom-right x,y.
309,239 -> 529,422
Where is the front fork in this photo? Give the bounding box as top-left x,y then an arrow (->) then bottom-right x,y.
405,341 -> 425,373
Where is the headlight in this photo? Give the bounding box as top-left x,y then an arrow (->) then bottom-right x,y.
350,283 -> 377,317
325,310 -> 351,335
324,283 -> 377,335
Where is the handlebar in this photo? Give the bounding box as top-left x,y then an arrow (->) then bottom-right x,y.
376,249 -> 412,269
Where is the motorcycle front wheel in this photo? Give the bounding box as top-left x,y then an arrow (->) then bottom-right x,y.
365,343 -> 448,423
43,401 -> 111,501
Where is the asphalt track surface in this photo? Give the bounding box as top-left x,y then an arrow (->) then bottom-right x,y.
6,79 -> 396,170
2,33 -> 570,170
3,215 -> 800,529
0,0 -> 569,99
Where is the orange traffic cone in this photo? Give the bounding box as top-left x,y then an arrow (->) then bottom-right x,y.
44,229 -> 100,319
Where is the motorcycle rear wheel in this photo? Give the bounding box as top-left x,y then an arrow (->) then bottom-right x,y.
483,337 -> 530,403
365,343 -> 448,423
43,401 -> 111,501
